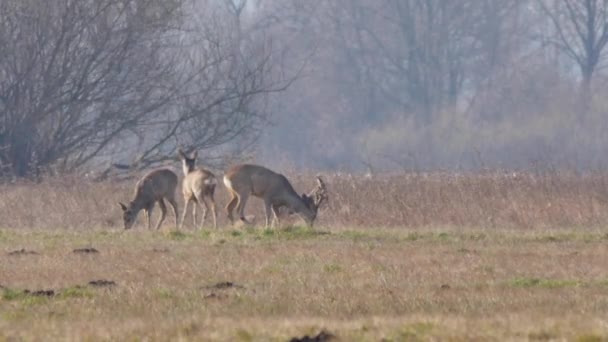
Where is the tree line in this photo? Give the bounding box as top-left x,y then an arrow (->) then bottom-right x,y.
3,0 -> 608,178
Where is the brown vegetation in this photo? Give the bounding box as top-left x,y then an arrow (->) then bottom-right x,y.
1,172 -> 608,340
1,226 -> 608,340
1,171 -> 608,230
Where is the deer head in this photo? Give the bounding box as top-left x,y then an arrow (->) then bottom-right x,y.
302,176 -> 328,214
177,149 -> 197,174
118,202 -> 137,230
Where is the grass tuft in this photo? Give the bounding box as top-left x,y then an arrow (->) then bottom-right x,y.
576,334 -> 606,342
2,288 -> 26,301
508,278 -> 581,289
60,286 -> 93,299
167,230 -> 188,241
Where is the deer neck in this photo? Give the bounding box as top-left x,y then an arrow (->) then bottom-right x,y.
282,191 -> 313,218
182,164 -> 194,176
130,189 -> 150,212
127,199 -> 145,214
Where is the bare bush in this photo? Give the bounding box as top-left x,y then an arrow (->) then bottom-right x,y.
0,0 -> 284,179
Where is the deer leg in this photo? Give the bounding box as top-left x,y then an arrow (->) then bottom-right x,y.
209,195 -> 217,229
271,204 -> 281,228
225,194 -> 238,225
263,199 -> 273,228
236,193 -> 249,223
192,200 -> 197,228
167,197 -> 179,229
180,198 -> 191,229
154,199 -> 167,230
145,205 -> 153,230
197,196 -> 210,230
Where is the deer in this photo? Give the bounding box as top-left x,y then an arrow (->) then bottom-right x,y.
223,164 -> 328,227
118,169 -> 179,230
177,149 -> 217,229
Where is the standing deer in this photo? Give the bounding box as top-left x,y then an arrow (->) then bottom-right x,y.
223,164 -> 328,227
118,169 -> 179,230
178,149 -> 217,229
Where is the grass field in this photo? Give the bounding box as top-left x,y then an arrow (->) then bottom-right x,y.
2,172 -> 608,340
2,226 -> 608,341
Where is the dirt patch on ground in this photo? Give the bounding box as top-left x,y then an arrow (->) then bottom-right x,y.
73,247 -> 99,254
201,282 -> 245,290
203,293 -> 229,300
88,280 -> 116,288
23,289 -> 55,297
152,247 -> 170,253
201,281 -> 246,301
2,280 -> 117,299
8,249 -> 39,256
289,330 -> 336,342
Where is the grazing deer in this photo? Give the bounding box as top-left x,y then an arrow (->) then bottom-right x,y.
118,169 -> 179,230
177,149 -> 217,229
223,164 -> 328,227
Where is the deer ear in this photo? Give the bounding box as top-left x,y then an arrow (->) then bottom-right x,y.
316,176 -> 324,187
118,202 -> 128,211
177,149 -> 186,160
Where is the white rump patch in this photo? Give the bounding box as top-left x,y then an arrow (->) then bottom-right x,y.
223,176 -> 232,189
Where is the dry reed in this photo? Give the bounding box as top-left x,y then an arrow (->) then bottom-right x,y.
2,170 -> 608,229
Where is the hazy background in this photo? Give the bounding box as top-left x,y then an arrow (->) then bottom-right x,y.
254,0 -> 608,171
2,0 -> 608,178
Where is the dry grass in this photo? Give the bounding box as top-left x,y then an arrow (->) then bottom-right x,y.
2,171 -> 608,340
2,170 -> 608,229
1,227 -> 608,340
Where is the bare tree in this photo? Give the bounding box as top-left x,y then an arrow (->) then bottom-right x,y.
254,0 -> 523,168
0,0 -> 286,179
537,0 -> 608,95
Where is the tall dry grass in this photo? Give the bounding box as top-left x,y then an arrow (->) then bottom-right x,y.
1,170 -> 608,229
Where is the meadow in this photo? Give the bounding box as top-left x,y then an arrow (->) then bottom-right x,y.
2,171 -> 608,341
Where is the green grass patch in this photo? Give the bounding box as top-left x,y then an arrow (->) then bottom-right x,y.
275,226 -> 331,240
262,228 -> 275,237
166,230 -> 189,241
436,232 -> 450,241
535,233 -> 578,243
323,263 -> 342,273
338,230 -> 371,241
197,230 -> 212,240
155,288 -> 177,299
508,278 -> 581,289
404,232 -> 422,241
235,329 -> 253,342
576,334 -> 606,342
528,330 -> 557,340
2,287 -> 27,300
2,288 -> 53,305
60,286 -> 93,299
395,322 -> 435,341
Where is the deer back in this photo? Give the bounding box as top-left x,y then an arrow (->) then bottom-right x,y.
133,169 -> 178,206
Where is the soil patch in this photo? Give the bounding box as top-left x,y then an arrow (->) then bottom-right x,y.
88,280 -> 116,287
73,247 -> 99,254
23,289 -> 55,297
8,248 -> 39,256
202,281 -> 245,290
289,330 -> 336,342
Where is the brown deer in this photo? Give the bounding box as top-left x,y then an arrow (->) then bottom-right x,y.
118,169 -> 179,230
223,164 -> 328,227
177,149 -> 217,229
